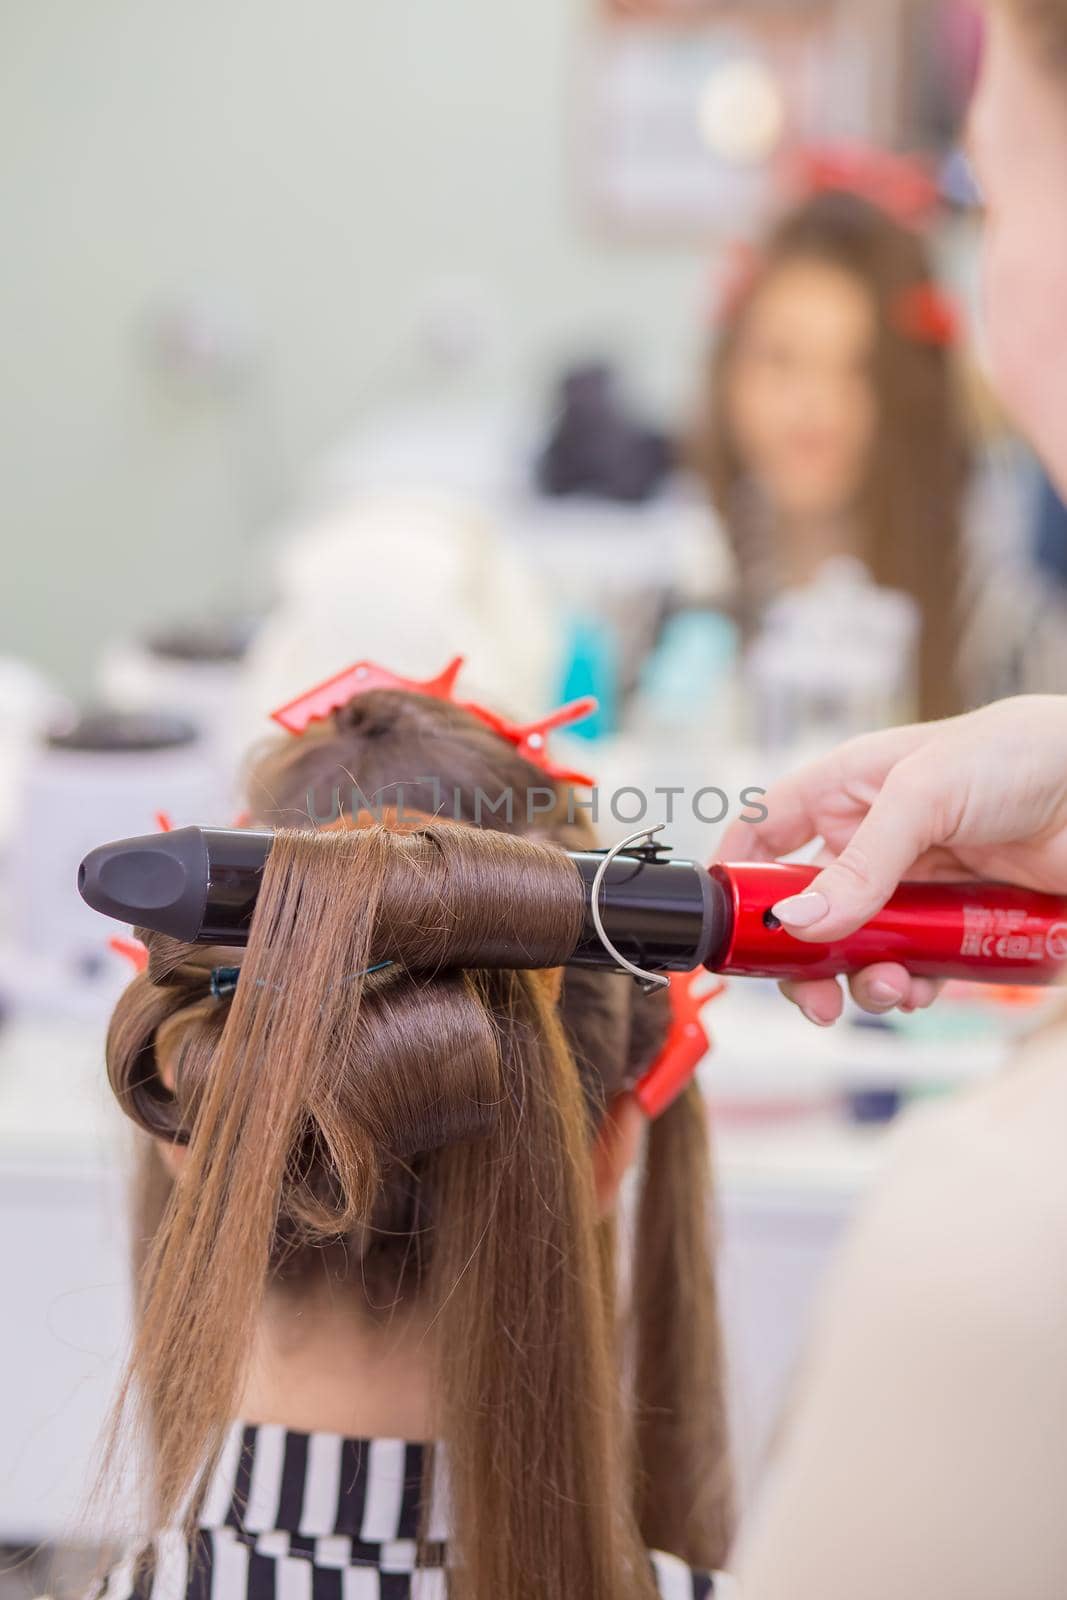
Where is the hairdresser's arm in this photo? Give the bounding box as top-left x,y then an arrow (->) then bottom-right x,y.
719,695 -> 1067,1024
734,1031 -> 1067,1599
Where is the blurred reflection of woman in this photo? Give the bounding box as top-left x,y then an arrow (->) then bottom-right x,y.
691,184 -> 970,720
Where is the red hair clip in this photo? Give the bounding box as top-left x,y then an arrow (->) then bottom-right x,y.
270,656 -> 599,787
271,657 -> 465,735
109,935 -> 149,974
469,699 -> 598,788
793,143 -> 940,228
891,282 -> 960,348
635,971 -> 725,1120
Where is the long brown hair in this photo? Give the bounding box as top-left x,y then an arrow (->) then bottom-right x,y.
103,689 -> 733,1596
1002,0 -> 1067,67
692,189 -> 971,721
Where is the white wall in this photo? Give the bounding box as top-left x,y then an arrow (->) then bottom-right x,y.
0,0 -> 709,686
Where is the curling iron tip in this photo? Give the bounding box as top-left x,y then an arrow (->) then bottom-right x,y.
78,826 -> 211,942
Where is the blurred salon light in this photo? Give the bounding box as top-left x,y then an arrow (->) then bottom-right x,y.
697,56 -> 785,166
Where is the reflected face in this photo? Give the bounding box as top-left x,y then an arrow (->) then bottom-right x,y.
969,11 -> 1067,492
726,258 -> 879,523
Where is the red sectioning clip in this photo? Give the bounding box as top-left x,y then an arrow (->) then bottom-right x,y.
270,655 -> 599,787
891,282 -> 960,348
109,935 -> 149,974
271,657 -> 466,735
469,699 -> 598,788
793,143 -> 940,227
635,971 -> 725,1121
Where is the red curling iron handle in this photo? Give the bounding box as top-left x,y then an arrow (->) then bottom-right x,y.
709,862 -> 1067,985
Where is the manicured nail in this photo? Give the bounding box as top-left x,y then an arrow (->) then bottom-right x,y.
869,980 -> 905,1006
773,890 -> 829,930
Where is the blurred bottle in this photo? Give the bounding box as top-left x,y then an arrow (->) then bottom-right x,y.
626,610 -> 741,859
637,610 -> 739,740
558,616 -> 620,741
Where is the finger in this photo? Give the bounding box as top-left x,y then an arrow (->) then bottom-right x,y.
779,977 -> 845,1026
718,722 -> 934,864
846,963 -> 914,1013
719,796 -> 821,863
846,970 -> 943,1012
898,977 -> 944,1012
770,758 -> 941,943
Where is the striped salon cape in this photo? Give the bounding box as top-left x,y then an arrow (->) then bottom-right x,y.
97,1423 -> 734,1600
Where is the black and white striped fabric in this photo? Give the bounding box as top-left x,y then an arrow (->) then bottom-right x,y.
98,1423 -> 734,1600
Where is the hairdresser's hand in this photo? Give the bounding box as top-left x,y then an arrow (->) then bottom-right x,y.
720,696 -> 1067,1025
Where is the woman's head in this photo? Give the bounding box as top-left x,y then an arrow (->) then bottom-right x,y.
971,1 -> 1067,492
696,189 -> 969,719
717,246 -> 879,528
104,688 -> 733,1597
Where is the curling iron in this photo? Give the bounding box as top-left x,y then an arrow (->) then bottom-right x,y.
78,823 -> 1067,988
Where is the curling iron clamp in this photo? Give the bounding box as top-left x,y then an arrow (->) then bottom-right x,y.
79,821 -> 1067,990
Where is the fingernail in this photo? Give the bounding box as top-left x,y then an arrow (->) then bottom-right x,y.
772,890 -> 829,930
800,1007 -> 834,1028
869,980 -> 905,1006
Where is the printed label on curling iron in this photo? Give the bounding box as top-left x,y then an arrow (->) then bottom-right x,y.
961,905 -> 1067,964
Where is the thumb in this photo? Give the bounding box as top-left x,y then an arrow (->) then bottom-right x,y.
771,768 -> 936,942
